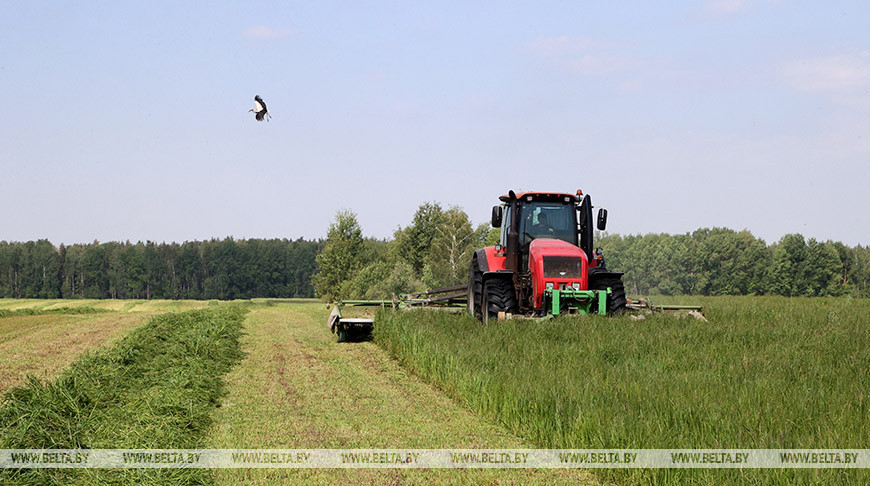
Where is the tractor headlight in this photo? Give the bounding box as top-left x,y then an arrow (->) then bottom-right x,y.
545,282 -> 554,290
572,282 -> 580,290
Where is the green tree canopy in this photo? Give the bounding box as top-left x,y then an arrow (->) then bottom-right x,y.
422,207 -> 477,289
394,202 -> 444,274
313,210 -> 368,300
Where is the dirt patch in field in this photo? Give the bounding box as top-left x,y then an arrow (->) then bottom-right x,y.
0,313 -> 150,397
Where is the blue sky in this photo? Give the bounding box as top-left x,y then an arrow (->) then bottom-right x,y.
1,1 -> 868,246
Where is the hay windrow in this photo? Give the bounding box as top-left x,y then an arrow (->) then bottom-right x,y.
0,306 -> 247,485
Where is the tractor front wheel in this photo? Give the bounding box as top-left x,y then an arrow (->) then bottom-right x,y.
482,278 -> 517,322
589,268 -> 627,316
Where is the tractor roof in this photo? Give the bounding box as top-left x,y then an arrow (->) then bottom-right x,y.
499,191 -> 582,203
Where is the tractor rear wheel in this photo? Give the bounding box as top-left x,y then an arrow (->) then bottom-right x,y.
468,256 -> 484,319
589,268 -> 627,316
482,278 -> 517,322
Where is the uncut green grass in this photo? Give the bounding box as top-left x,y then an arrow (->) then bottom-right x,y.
374,296 -> 869,485
0,306 -> 247,485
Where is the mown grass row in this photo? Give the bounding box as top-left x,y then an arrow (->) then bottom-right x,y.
0,306 -> 248,485
0,298 -> 227,315
0,306 -> 111,318
374,296 -> 869,485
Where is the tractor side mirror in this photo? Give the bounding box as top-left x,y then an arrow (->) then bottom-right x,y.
597,208 -> 608,231
491,206 -> 503,227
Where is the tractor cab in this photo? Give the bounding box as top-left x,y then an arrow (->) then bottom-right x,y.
492,191 -> 604,270
517,199 -> 578,245
495,193 -> 580,272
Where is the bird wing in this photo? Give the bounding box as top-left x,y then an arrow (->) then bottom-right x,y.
255,110 -> 265,121
254,95 -> 267,112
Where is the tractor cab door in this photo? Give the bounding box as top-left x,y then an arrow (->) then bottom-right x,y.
576,194 -> 594,262
499,204 -> 511,248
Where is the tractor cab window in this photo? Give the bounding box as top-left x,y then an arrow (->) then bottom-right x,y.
519,201 -> 577,246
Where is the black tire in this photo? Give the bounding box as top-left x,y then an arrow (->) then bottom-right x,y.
468,256 -> 484,319
337,328 -> 348,343
482,277 -> 518,322
588,268 -> 627,316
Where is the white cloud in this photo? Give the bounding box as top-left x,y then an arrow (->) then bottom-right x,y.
524,35 -> 611,56
619,79 -> 643,91
524,35 -> 633,76
567,55 -> 632,75
782,51 -> 870,92
705,0 -> 750,17
686,0 -> 752,22
243,26 -> 296,40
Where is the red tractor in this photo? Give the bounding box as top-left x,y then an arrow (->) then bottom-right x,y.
468,189 -> 626,321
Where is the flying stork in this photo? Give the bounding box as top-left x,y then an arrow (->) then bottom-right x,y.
249,95 -> 271,122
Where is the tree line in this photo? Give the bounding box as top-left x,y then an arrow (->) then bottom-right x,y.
597,229 -> 870,297
314,207 -> 870,300
2,206 -> 868,301
0,238 -> 320,300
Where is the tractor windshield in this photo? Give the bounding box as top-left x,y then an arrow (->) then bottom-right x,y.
519,201 -> 577,247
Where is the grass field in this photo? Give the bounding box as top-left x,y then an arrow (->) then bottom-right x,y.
0,298 -> 215,314
0,298 -> 231,397
0,300 -> 596,485
0,306 -> 247,485
1,296 -> 866,485
0,312 -> 150,396
205,301 -> 595,485
374,295 -> 869,485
